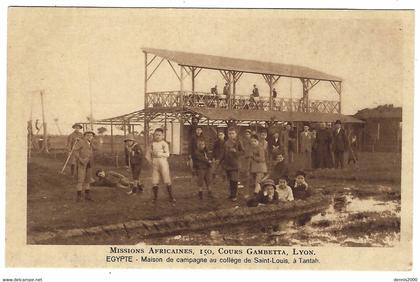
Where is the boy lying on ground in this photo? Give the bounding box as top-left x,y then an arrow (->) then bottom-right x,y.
247,179 -> 279,207
276,176 -> 294,202
91,169 -> 139,195
289,170 -> 311,200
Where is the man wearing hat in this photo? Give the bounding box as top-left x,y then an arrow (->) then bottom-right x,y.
73,130 -> 96,201
332,120 -> 348,169
124,134 -> 144,194
66,123 -> 83,176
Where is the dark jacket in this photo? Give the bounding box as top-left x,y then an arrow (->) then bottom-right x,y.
270,160 -> 289,185
212,139 -> 225,161
189,134 -> 204,156
332,128 -> 348,152
92,171 -> 130,188
268,136 -> 282,156
256,190 -> 279,204
221,139 -> 244,171
192,148 -> 212,170
289,180 -> 311,200
125,142 -> 144,166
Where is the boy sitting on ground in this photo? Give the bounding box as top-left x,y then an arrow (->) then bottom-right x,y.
290,170 -> 311,200
247,178 -> 279,207
92,169 -> 137,195
276,176 -> 294,202
192,139 -> 214,200
269,152 -> 289,185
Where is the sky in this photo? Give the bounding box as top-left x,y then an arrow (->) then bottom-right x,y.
8,8 -> 413,134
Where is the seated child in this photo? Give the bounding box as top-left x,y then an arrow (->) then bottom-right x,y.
269,152 -> 289,185
247,179 -> 279,207
92,169 -> 137,195
290,170 -> 311,200
192,139 -> 214,200
276,176 -> 294,202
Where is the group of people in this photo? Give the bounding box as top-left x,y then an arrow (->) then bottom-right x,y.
187,125 -> 315,206
65,119 -> 355,205
66,124 -> 175,203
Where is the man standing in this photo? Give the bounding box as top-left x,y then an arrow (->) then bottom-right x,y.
314,122 -> 333,169
332,120 -> 348,169
73,130 -> 96,202
66,123 -> 83,176
300,124 -> 313,169
268,130 -> 282,162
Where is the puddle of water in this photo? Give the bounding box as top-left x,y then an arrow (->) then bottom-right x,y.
143,191 -> 401,247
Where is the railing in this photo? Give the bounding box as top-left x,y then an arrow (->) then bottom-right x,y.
145,91 -> 340,113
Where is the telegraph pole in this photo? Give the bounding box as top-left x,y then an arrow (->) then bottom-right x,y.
40,90 -> 49,153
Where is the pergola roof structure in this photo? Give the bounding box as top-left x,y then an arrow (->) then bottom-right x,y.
143,48 -> 342,82
98,107 -> 363,125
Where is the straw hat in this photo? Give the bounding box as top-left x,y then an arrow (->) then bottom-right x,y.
124,134 -> 136,142
72,123 -> 83,129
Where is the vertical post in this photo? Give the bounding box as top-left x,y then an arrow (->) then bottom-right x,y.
180,66 -> 184,108
110,121 -> 114,154
144,115 -> 149,149
301,79 -> 309,113
229,71 -> 233,109
40,90 -> 49,153
179,66 -> 185,154
338,82 -> 342,114
170,120 -> 174,152
27,120 -> 32,162
123,122 -> 127,137
164,113 -> 168,139
144,52 -> 148,108
268,75 -> 273,110
191,67 -> 195,94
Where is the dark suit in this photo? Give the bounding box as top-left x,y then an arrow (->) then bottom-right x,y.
332,128 -> 348,169
314,128 -> 333,168
268,136 -> 282,159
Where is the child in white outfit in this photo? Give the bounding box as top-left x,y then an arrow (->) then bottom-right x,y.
147,128 -> 175,202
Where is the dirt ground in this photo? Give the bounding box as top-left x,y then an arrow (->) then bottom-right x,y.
27,152 -> 401,236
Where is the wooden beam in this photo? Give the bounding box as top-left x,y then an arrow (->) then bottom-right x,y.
110,121 -> 114,154
147,57 -> 165,81
194,67 -> 202,78
167,60 -> 181,81
146,55 -> 157,67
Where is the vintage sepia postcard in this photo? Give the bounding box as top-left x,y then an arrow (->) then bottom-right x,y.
6,7 -> 414,270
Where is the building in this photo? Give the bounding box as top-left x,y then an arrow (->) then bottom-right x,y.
354,105 -> 402,152
79,48 -> 363,155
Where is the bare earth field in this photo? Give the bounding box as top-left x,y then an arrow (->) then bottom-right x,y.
26,152 -> 401,245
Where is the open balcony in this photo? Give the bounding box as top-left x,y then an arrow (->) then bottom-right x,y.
145,91 -> 340,114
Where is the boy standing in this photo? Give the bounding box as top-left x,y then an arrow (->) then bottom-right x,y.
220,127 -> 244,201
249,135 -> 267,194
212,130 -> 226,181
192,139 -> 213,200
148,128 -> 175,202
124,134 -> 144,194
